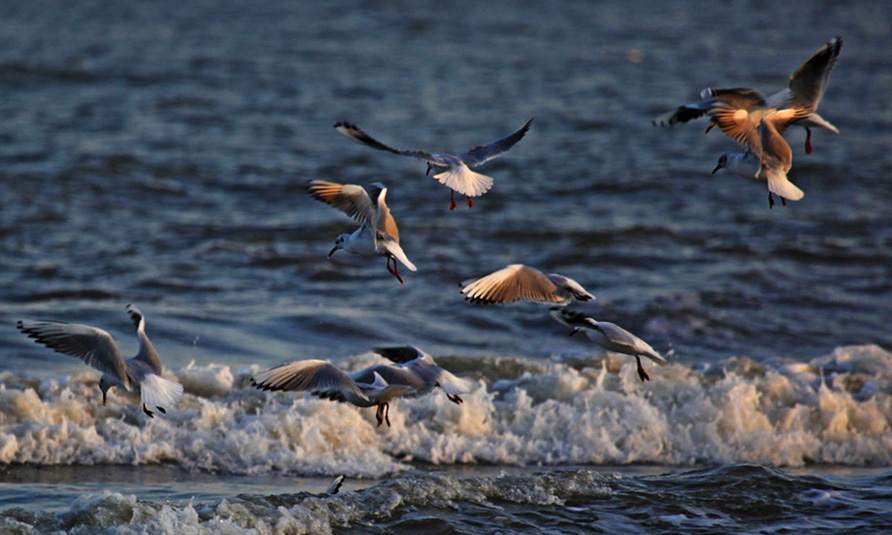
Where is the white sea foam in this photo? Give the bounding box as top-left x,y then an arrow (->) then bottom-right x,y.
1,345 -> 890,477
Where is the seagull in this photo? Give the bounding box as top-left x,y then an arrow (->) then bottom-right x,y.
16,304 -> 184,418
654,35 -> 842,154
307,179 -> 416,283
251,359 -> 415,427
460,264 -> 595,306
712,107 -> 813,208
333,118 -> 533,210
551,308 -> 667,382
350,346 -> 473,405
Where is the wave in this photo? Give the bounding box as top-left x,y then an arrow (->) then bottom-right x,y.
1,344 -> 890,477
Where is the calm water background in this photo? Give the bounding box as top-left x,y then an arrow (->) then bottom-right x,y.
0,0 -> 890,533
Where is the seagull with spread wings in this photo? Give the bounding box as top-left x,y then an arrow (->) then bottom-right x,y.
333,119 -> 533,210
307,179 -> 416,283
17,304 -> 184,417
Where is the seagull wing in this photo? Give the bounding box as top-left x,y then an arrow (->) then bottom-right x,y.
788,35 -> 843,110
459,118 -> 533,167
333,121 -> 448,166
17,319 -> 130,386
251,359 -> 370,402
461,264 -> 565,305
307,180 -> 376,228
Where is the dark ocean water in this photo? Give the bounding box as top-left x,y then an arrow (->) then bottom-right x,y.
1,0 -> 890,533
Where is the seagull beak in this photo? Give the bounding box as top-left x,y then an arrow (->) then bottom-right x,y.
711,164 -> 722,174
328,245 -> 339,258
569,328 -> 581,338
425,163 -> 433,176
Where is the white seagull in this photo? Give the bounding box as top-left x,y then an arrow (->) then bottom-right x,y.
333,118 -> 533,210
654,35 -> 842,155
351,346 -> 474,405
551,308 -> 668,382
307,179 -> 416,283
460,264 -> 595,305
712,106 -> 814,208
16,304 -> 184,417
251,359 -> 415,427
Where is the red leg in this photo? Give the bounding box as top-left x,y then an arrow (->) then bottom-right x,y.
705,123 -> 715,134
450,190 -> 457,211
386,256 -> 404,284
768,192 -> 775,209
143,403 -> 155,418
447,394 -> 463,405
383,402 -> 391,427
636,356 -> 650,382
804,128 -> 813,155
781,197 -> 787,207
466,196 -> 473,208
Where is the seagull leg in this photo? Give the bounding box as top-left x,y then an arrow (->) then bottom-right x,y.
768,192 -> 775,209
386,256 -> 404,284
781,197 -> 787,207
375,404 -> 384,427
384,402 -> 392,427
804,128 -> 813,155
426,163 -> 433,176
636,356 -> 651,382
447,394 -> 463,405
143,403 -> 155,418
466,196 -> 473,209
101,389 -> 108,406
156,406 -> 166,415
450,190 -> 457,211
704,123 -> 715,134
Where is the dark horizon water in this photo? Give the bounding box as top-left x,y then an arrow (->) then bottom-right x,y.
1,0 -> 890,533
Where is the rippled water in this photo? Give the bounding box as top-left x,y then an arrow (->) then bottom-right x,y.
1,0 -> 890,533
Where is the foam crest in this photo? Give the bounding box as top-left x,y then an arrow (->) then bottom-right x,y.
0,345 -> 890,475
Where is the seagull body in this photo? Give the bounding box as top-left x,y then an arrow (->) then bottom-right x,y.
551,308 -> 667,382
655,36 -> 842,154
16,304 -> 184,417
461,264 -> 595,305
334,119 -> 533,210
252,359 -> 414,427
307,180 -> 416,283
350,346 -> 473,405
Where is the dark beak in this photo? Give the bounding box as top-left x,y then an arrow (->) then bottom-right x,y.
569,328 -> 580,338
425,163 -> 433,176
328,246 -> 339,258
711,164 -> 721,174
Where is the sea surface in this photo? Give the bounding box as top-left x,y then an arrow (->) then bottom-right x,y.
1,0 -> 890,533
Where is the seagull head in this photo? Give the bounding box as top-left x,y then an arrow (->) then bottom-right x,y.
712,153 -> 730,174
329,234 -> 349,257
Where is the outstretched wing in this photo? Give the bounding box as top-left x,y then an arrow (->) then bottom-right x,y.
17,319 -> 129,385
333,121 -> 447,166
459,118 -> 533,167
251,359 -> 370,402
461,264 -> 564,305
307,180 -> 376,228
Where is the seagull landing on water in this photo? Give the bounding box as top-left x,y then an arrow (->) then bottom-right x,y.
307,180 -> 416,283
460,264 -> 595,306
551,308 -> 668,382
16,304 -> 184,418
333,118 -> 533,211
712,106 -> 814,208
654,35 -> 842,155
251,360 -> 415,428
350,346 -> 473,405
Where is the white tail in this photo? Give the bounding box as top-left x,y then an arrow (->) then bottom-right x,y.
433,163 -> 494,197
